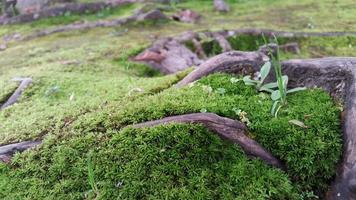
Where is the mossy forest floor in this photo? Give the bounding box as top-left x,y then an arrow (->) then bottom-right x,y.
0,0 -> 355,199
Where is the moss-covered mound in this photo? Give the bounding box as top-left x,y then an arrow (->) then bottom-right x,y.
0,74 -> 341,199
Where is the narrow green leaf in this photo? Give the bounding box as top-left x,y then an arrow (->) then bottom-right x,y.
260,62 -> 271,83
243,76 -> 257,82
243,75 -> 258,86
282,75 -> 289,88
262,82 -> 278,89
274,104 -> 282,118
271,100 -> 280,116
287,87 -> 307,94
259,86 -> 274,93
271,90 -> 281,101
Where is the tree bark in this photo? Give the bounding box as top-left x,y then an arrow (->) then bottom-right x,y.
0,140 -> 42,163
175,53 -> 356,200
133,38 -> 202,74
23,9 -> 167,41
176,51 -> 268,87
192,38 -> 208,60
132,112 -> 285,169
212,32 -> 232,52
1,77 -> 32,110
213,0 -> 230,12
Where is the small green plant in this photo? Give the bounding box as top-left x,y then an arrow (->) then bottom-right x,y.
242,36 -> 306,117
268,37 -> 306,117
87,151 -> 99,199
242,61 -> 278,93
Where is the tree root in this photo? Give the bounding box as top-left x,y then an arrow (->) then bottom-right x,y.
0,141 -> 42,163
0,78 -> 32,110
192,38 -> 208,59
212,32 -> 232,52
22,9 -> 167,41
132,112 -> 285,169
132,38 -> 202,74
174,52 -> 356,199
131,29 -> 356,75
176,51 -> 268,87
0,0 -> 137,25
214,0 -> 230,12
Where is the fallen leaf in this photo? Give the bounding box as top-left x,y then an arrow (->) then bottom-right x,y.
289,119 -> 308,129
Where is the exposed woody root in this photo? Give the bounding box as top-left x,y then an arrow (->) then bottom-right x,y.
132,112 -> 285,170
22,9 -> 168,41
214,0 -> 230,12
173,52 -> 356,200
1,55 -> 356,200
0,77 -> 33,110
1,29 -> 356,199
0,0 -> 137,25
0,141 -> 42,163
132,29 -> 356,75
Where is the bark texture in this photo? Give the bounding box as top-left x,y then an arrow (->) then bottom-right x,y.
176,51 -> 268,87
0,141 -> 42,163
175,53 -> 356,200
1,78 -> 32,110
133,38 -> 202,74
132,29 -> 356,75
133,112 -> 285,169
212,32 -> 232,52
278,58 -> 356,200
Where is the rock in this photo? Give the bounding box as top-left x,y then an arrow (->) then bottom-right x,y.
136,9 -> 168,21
0,44 -> 7,51
214,0 -> 230,12
172,9 -> 201,23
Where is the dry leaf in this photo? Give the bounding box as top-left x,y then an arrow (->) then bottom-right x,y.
289,119 -> 308,129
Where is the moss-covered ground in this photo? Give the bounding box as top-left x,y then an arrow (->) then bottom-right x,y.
0,0 -> 353,199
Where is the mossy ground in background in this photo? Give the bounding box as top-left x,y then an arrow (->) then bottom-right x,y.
0,74 -> 341,199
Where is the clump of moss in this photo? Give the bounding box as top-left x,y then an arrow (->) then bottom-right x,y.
74,73 -> 341,193
197,35 -> 297,57
0,124 -> 297,200
0,73 -> 341,199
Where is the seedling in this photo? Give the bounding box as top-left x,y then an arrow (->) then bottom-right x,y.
243,61 -> 278,93
268,36 -> 306,117
241,35 -> 306,117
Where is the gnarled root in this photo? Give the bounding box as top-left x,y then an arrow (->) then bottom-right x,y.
0,141 -> 42,163
1,77 -> 32,110
132,112 -> 285,169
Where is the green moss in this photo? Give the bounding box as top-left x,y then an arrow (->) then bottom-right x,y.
71,74 -> 341,193
0,124 -> 297,200
0,74 -> 341,199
